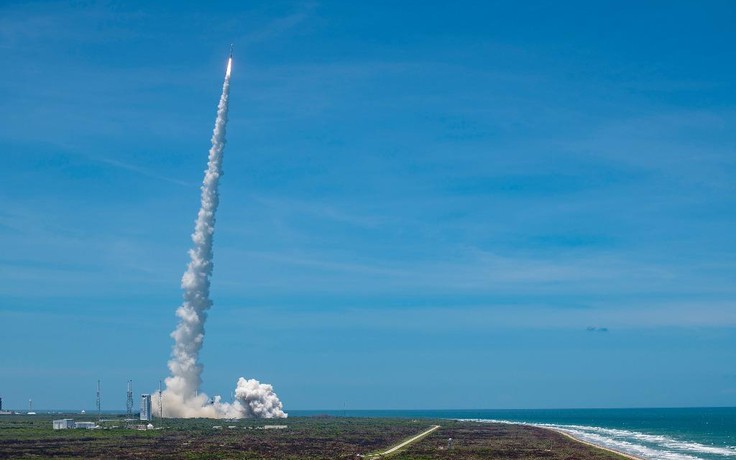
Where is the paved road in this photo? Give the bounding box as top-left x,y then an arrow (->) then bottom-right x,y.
380,424 -> 441,455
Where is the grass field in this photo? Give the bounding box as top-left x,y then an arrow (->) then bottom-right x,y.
0,414 -> 630,459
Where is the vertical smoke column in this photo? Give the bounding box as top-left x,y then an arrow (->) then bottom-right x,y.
165,54 -> 232,413
159,50 -> 286,419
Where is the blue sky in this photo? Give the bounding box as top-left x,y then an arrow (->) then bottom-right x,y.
1,0 -> 735,411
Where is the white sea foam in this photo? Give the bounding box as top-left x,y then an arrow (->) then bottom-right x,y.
459,418 -> 736,460
547,424 -> 736,457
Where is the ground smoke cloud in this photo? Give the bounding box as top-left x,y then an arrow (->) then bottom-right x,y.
157,53 -> 286,419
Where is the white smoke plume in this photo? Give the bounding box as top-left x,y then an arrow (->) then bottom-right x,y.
157,52 -> 286,419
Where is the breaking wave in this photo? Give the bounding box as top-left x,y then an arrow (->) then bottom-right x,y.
461,419 -> 736,460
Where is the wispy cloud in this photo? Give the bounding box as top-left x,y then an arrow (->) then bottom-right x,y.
0,1 -> 143,47
249,194 -> 387,228
93,155 -> 194,187
218,299 -> 736,332
214,243 -> 717,299
240,5 -> 316,45
561,109 -> 736,191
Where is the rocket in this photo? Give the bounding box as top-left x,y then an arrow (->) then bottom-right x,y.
225,44 -> 233,77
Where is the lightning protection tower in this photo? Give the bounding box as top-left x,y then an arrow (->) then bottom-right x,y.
126,380 -> 133,418
158,380 -> 163,420
96,380 -> 101,420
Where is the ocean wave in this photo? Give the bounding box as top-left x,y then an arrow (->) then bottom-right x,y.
542,424 -> 736,457
459,418 -> 736,459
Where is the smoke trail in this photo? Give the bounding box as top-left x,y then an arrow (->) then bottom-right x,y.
157,51 -> 286,419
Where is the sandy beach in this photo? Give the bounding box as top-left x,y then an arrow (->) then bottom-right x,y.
547,427 -> 645,460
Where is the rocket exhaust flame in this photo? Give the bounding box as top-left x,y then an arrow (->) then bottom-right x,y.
155,48 -> 286,419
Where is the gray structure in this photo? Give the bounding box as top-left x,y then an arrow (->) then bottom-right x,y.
0,396 -> 9,415
126,380 -> 134,418
140,394 -> 152,421
53,419 -> 75,430
75,421 -> 97,429
52,419 -> 98,430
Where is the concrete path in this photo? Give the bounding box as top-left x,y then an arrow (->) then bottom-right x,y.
378,424 -> 440,456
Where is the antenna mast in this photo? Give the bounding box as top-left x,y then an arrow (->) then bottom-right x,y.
126,380 -> 133,418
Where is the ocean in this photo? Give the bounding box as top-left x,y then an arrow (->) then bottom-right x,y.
291,408 -> 736,460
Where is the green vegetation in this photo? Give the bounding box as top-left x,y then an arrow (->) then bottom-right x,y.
392,422 -> 630,459
0,414 -> 630,459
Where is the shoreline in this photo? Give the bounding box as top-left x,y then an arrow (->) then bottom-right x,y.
543,426 -> 644,460
1,414 -> 658,459
456,418 -> 646,460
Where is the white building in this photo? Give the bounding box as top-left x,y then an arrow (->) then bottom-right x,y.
140,394 -> 152,421
75,421 -> 97,429
53,419 -> 75,430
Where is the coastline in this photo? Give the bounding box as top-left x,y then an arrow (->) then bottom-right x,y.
543,426 -> 645,460
1,414 -> 663,458
455,418 -> 646,460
